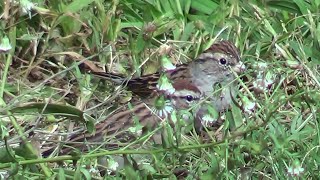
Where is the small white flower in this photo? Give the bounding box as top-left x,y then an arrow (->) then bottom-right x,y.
265,71 -> 274,86
128,117 -> 143,136
200,104 -> 219,127
161,56 -> 176,70
152,99 -> 174,118
89,167 -> 99,174
201,114 -> 217,127
287,160 -> 304,176
0,36 -> 12,53
156,75 -> 175,94
0,171 -> 9,179
20,0 -> 35,18
107,158 -> 119,171
287,167 -> 304,176
253,62 -> 268,70
252,78 -> 264,91
242,96 -> 256,114
128,126 -> 142,136
253,72 -> 274,93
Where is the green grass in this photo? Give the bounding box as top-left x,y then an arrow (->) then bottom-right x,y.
1,0 -> 320,179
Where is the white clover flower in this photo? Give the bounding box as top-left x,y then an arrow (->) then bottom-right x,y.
89,167 -> 99,174
252,78 -> 265,91
287,166 -> 304,176
156,75 -> 175,94
20,0 -> 35,18
253,62 -> 268,70
128,126 -> 142,136
0,171 -> 9,179
0,36 -> 12,53
161,56 -> 176,71
201,114 -> 217,127
200,104 -> 219,127
253,72 -> 274,93
265,71 -> 274,86
287,160 -> 304,176
107,158 -> 119,171
128,118 -> 143,136
242,96 -> 256,114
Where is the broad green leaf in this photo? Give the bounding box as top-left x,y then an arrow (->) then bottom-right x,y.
63,0 -> 94,13
230,103 -> 244,131
181,22 -> 195,41
79,167 -> 91,180
0,147 -> 16,163
267,0 -> 301,14
292,0 -> 309,15
190,0 -> 218,14
58,168 -> 66,180
11,103 -> 85,123
84,113 -> 96,134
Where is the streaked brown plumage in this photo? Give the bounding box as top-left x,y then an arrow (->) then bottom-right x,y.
42,80 -> 202,156
92,40 -> 244,112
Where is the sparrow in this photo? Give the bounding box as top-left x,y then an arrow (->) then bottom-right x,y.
42,79 -> 202,156
92,40 -> 245,112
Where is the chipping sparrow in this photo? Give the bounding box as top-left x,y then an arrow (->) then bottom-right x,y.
93,40 -> 245,112
42,80 -> 201,156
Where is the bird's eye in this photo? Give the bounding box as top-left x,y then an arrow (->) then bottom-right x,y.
185,95 -> 194,102
219,58 -> 227,65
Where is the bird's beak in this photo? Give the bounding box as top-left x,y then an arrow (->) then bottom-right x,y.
233,61 -> 246,73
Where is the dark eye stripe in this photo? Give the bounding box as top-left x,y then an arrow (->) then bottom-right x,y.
197,58 -> 207,63
180,96 -> 200,101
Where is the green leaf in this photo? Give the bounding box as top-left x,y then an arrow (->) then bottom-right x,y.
231,103 -> 244,130
63,0 -> 95,13
14,144 -> 38,160
84,113 -> 95,134
190,0 -> 218,14
79,167 -> 91,180
181,22 -> 195,41
11,103 -> 85,123
57,15 -> 82,35
182,0 -> 191,14
160,0 -> 174,14
58,168 -> 66,180
124,164 -> 139,178
0,147 -> 16,163
9,162 -> 19,177
267,0 -> 301,14
0,36 -> 12,52
134,33 -> 147,54
292,0 -> 309,15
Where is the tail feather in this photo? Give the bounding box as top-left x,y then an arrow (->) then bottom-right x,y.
91,71 -> 161,97
91,71 -> 127,84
